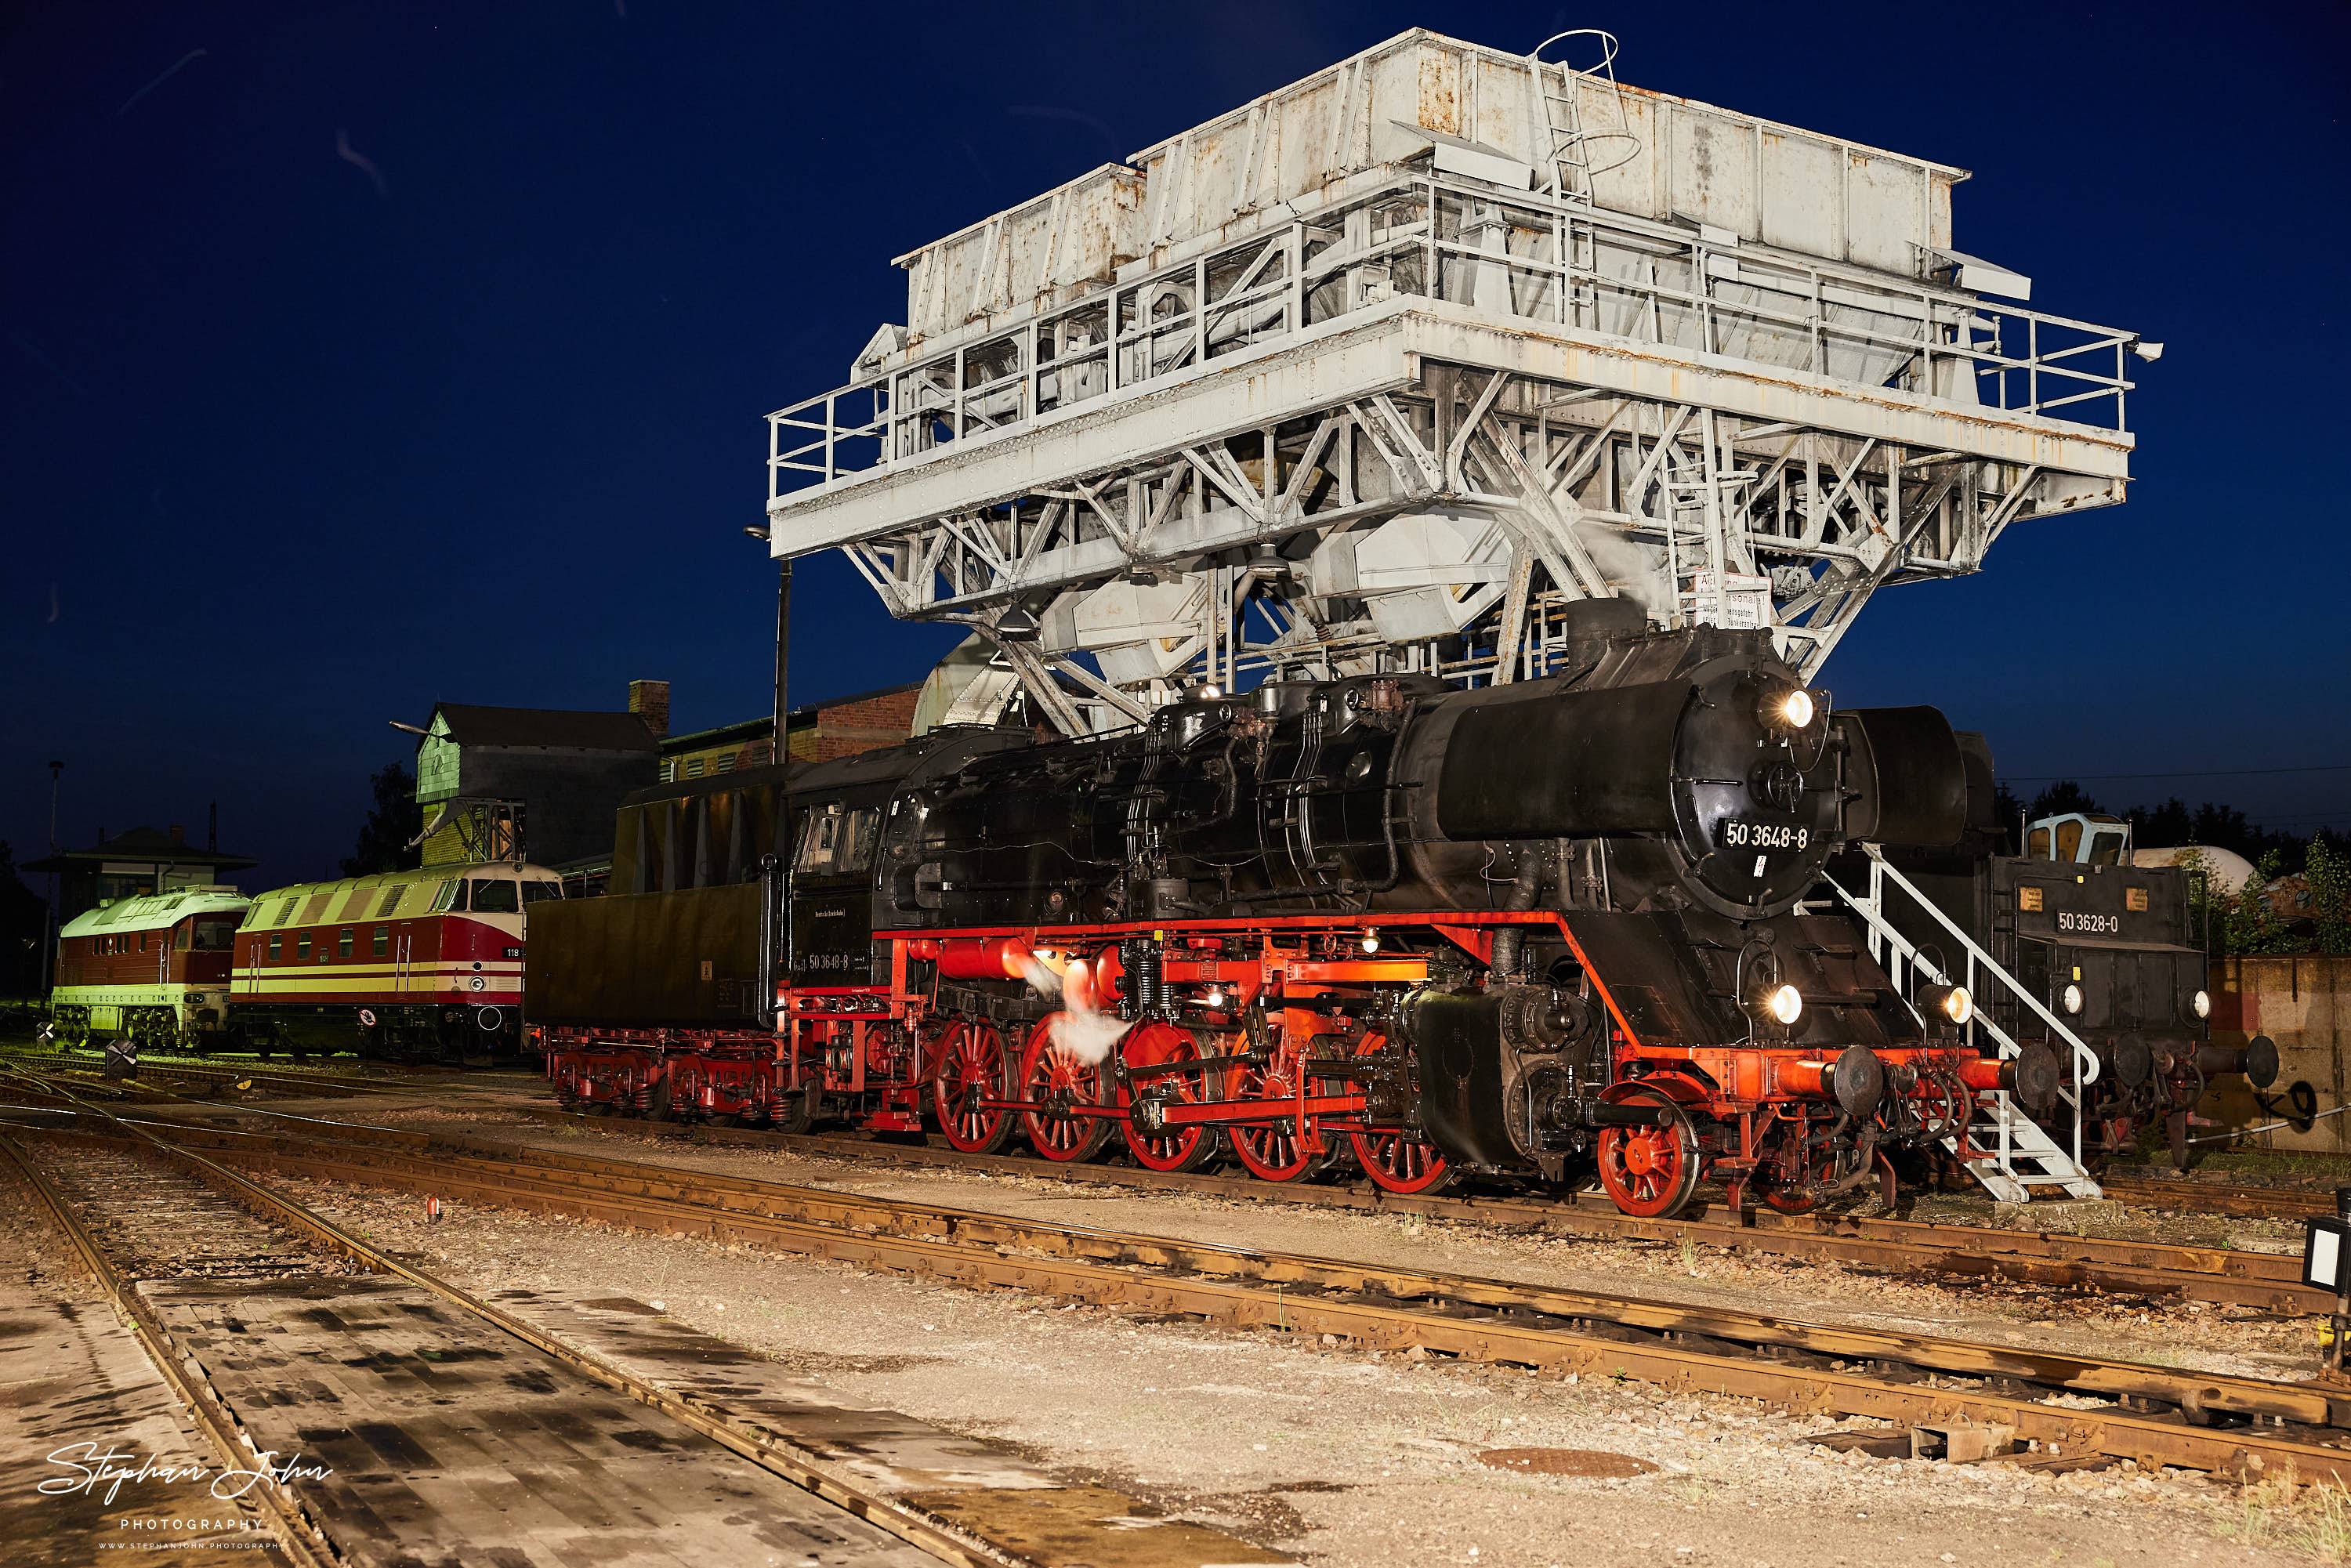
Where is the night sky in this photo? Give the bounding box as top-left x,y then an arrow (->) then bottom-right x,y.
4,1 -> 2346,889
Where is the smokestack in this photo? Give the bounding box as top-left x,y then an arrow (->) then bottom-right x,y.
629,679 -> 671,739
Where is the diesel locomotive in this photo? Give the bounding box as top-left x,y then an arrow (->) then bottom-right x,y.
533,607 -> 2092,1218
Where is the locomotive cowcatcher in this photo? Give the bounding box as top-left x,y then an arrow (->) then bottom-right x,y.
531,608 -> 2088,1219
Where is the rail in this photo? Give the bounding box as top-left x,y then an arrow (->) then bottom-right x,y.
19,1103 -> 2348,1483
770,170 -> 2140,498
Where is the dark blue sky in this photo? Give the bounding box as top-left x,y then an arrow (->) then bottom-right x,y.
4,1 -> 2346,886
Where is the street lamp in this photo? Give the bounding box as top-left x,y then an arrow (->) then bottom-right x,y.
744,527 -> 791,766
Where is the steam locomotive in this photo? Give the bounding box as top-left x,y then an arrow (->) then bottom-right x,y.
534,606 -> 2107,1219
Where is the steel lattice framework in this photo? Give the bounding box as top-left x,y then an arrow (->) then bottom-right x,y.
763,31 -> 2143,733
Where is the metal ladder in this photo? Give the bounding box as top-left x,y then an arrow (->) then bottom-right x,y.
1527,31 -> 1638,204
1825,844 -> 2103,1203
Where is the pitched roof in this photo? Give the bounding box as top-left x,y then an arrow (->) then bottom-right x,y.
429,704 -> 659,753
24,826 -> 258,874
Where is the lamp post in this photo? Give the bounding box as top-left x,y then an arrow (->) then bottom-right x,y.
38,759 -> 61,998
743,527 -> 792,1035
744,527 -> 791,765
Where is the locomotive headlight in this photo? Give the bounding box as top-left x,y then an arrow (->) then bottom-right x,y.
1920,984 -> 1972,1025
2062,983 -> 2084,1016
2192,989 -> 2212,1019
1740,983 -> 1806,1030
1359,929 -> 1381,954
1760,686 -> 1816,731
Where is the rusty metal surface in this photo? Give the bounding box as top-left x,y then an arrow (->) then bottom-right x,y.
491,1104 -> 2317,1309
2102,1177 -> 2335,1221
9,1099 -> 1298,1568
36,1114 -> 2351,1487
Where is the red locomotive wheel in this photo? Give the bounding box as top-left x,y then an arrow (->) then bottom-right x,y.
1347,1034 -> 1454,1195
1596,1085 -> 1701,1219
1020,1016 -> 1116,1162
1226,1059 -> 1349,1183
931,1019 -> 1015,1154
1118,1023 -> 1219,1172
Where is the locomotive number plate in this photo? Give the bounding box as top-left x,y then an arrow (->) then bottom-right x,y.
2058,911 -> 2121,935
1719,818 -> 1810,853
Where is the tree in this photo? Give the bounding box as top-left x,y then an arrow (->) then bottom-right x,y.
2026,780 -> 2103,821
0,842 -> 46,998
340,763 -> 423,878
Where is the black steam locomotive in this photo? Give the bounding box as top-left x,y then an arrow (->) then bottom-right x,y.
527,606 -> 2226,1217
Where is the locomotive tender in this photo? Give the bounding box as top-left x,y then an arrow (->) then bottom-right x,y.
534,610 -> 2067,1218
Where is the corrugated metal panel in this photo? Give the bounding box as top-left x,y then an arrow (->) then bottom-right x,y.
892,28 -> 1963,346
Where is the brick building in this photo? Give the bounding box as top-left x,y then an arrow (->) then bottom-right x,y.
655,683 -> 923,783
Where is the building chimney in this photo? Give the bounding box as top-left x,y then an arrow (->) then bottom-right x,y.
629,679 -> 671,739
170,824 -> 185,844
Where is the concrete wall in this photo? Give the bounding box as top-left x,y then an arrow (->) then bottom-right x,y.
2206,953 -> 2351,1154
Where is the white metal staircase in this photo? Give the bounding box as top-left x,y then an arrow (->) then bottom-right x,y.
1825,844 -> 2103,1204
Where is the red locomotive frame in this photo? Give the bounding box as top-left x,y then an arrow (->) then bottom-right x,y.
536,907 -> 2008,1219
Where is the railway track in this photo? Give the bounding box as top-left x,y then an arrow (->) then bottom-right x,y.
2102,1175 -> 2338,1221
0,1044 -> 519,1099
0,1094 -> 1290,1567
502,1103 -> 2321,1312
13,1096 -> 2351,1487
0,1065 -> 2319,1310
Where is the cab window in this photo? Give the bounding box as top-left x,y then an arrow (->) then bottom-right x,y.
2088,828 -> 2127,867
520,881 -> 564,905
372,925 -> 389,957
795,806 -> 880,876
269,933 -> 283,961
467,878 -> 520,914
438,880 -> 465,912
192,919 -> 236,951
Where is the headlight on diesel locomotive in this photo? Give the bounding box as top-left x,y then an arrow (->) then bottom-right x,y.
2191,989 -> 2212,1020
1919,983 -> 1972,1026
2062,983 -> 2084,1016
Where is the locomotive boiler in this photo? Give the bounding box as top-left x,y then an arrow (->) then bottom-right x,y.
535,607 -> 2057,1218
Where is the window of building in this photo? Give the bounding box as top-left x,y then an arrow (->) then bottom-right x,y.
520,882 -> 564,905
269,933 -> 283,961
466,878 -> 520,914
372,925 -> 389,957
337,929 -> 353,959
297,932 -> 312,960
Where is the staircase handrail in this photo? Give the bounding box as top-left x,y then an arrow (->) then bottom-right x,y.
1824,844 -> 2101,1090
